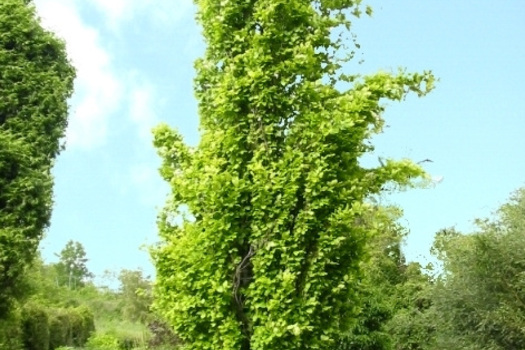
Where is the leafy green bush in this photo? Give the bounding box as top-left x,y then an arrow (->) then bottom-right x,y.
48,306 -> 95,349
94,317 -> 151,350
21,303 -> 95,350
0,308 -> 23,350
48,309 -> 71,350
71,305 -> 95,346
21,303 -> 50,350
107,327 -> 148,350
118,335 -> 142,350
85,333 -> 120,350
431,189 -> 525,349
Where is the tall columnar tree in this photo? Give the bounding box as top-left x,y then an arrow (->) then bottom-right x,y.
0,0 -> 75,317
152,1 -> 434,349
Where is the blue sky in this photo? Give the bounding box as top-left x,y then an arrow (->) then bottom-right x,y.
32,0 -> 525,280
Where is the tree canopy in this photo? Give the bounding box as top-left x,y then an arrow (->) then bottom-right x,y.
55,240 -> 94,289
430,188 -> 525,349
0,0 -> 75,318
152,1 -> 434,349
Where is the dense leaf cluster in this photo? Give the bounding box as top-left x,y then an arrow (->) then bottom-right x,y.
0,0 -> 75,317
152,1 -> 433,349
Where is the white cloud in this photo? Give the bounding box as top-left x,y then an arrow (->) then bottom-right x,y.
33,0 -> 123,150
32,0 -> 192,151
34,0 -> 174,206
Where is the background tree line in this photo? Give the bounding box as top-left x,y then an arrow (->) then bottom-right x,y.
338,188 -> 525,350
0,239 -> 179,350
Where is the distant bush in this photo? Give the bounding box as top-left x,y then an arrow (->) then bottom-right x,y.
85,333 -> 120,350
48,310 -> 71,350
71,305 -> 96,346
0,308 -> 23,350
21,303 -> 50,350
117,333 -> 144,350
94,324 -> 149,350
48,306 -> 95,349
19,304 -> 95,350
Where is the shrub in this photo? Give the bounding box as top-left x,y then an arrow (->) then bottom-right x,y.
48,309 -> 71,350
85,333 -> 120,350
21,303 -> 50,350
101,325 -> 148,350
48,306 -> 95,349
0,308 -> 23,350
71,305 -> 95,346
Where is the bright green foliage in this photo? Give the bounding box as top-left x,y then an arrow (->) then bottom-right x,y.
55,240 -> 94,289
430,188 -> 525,350
0,0 -> 75,317
26,256 -> 69,306
85,333 -> 120,350
152,1 -> 434,349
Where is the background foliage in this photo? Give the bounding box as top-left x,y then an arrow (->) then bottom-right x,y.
0,240 -> 173,350
430,188 -> 525,349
